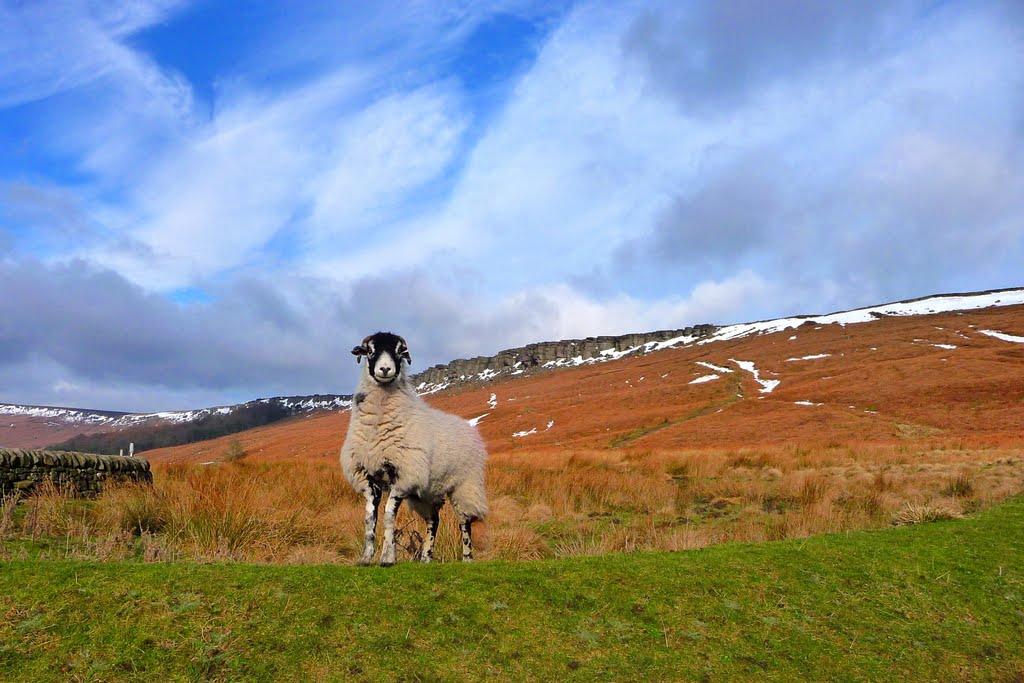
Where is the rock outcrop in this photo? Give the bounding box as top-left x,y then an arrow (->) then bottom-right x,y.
411,324 -> 717,391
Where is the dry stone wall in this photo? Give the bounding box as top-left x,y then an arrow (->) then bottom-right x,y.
0,449 -> 152,496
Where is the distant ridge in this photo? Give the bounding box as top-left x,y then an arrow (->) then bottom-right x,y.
0,395 -> 352,454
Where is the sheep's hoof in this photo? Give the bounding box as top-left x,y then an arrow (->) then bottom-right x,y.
355,555 -> 375,566
419,554 -> 432,563
380,559 -> 396,568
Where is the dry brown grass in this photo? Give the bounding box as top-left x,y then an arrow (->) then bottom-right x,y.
3,444 -> 1023,564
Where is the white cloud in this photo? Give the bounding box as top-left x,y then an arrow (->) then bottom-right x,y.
0,1 -> 188,108
306,85 -> 469,244
0,1 -> 196,182
80,73 -> 472,289
485,271 -> 774,347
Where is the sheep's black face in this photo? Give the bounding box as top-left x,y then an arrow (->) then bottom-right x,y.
352,331 -> 412,385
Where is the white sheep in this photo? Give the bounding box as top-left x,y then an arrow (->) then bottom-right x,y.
340,331 -> 488,566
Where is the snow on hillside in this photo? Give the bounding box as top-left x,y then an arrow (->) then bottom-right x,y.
0,404 -> 125,426
708,289 -> 1024,343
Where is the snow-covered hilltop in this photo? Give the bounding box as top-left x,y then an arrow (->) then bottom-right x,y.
0,395 -> 352,429
708,288 -> 1024,342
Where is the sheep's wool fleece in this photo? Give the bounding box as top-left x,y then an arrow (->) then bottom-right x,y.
341,374 -> 488,521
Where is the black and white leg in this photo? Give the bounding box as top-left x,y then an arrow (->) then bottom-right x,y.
420,505 -> 441,563
380,492 -> 405,567
459,517 -> 474,562
357,485 -> 382,566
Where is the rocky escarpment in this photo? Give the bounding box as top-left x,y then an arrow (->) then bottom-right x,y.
412,324 -> 718,392
0,449 -> 151,496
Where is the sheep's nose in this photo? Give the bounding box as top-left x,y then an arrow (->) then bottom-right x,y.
379,367 -> 392,376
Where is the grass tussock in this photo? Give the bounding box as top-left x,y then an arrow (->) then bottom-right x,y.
2,443 -> 1023,564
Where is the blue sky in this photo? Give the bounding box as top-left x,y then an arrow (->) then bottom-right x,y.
1,0 -> 1023,412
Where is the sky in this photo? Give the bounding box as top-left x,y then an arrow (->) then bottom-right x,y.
1,0 -> 1023,412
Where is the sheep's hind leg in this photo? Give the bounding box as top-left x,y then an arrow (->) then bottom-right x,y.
420,505 -> 441,563
357,486 -> 382,566
380,492 -> 405,567
459,518 -> 474,562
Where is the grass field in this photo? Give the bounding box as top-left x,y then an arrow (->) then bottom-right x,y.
2,495 -> 1023,681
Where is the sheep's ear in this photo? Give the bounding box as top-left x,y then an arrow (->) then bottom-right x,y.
351,345 -> 367,363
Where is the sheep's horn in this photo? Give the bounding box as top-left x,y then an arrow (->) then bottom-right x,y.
352,335 -> 374,363
396,335 -> 412,365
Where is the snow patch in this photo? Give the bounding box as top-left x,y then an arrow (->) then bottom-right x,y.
979,329 -> 1024,344
696,361 -> 733,373
785,354 -> 831,362
512,419 -> 555,439
468,413 -> 489,427
730,359 -> 780,394
689,374 -> 720,385
416,380 -> 452,395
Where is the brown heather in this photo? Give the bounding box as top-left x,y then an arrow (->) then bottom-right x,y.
2,443 -> 1022,564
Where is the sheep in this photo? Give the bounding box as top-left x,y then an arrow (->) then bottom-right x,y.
340,331 -> 488,566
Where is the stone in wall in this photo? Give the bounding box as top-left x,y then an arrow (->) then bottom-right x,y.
0,449 -> 152,496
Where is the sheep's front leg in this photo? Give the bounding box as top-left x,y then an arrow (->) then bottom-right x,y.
460,518 -> 474,562
420,505 -> 441,563
357,486 -> 382,566
379,492 -> 405,567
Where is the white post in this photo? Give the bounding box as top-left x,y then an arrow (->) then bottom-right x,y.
119,449 -> 124,457
129,442 -> 134,457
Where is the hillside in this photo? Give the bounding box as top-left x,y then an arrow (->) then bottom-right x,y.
145,288 -> 1024,464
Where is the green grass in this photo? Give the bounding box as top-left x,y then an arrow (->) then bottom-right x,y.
2,498 -> 1023,682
